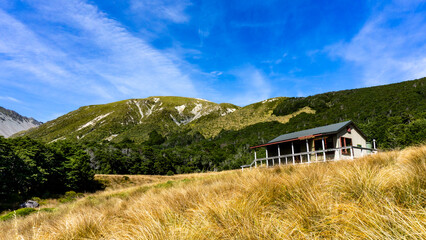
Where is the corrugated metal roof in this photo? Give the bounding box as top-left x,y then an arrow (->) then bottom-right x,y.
268,120 -> 352,144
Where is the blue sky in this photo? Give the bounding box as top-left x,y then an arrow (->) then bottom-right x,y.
0,0 -> 425,122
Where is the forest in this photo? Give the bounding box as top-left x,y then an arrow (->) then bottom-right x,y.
0,137 -> 99,210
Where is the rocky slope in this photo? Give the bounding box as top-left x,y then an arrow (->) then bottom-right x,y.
0,107 -> 42,137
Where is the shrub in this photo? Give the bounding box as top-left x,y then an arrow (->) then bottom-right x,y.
0,208 -> 37,221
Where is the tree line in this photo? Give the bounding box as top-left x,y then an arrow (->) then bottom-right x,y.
0,137 -> 98,210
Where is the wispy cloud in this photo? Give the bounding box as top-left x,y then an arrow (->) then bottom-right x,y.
327,1 -> 426,85
130,0 -> 191,23
0,0 -> 197,110
0,96 -> 21,103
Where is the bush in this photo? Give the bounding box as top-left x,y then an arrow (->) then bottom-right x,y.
59,191 -> 83,203
0,208 -> 37,221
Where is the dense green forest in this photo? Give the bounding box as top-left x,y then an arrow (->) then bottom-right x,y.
0,137 -> 99,210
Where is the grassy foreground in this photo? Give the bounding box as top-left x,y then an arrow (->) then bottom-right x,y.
1,145 -> 425,239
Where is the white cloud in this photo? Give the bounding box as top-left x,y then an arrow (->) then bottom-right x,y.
0,0 -> 198,107
210,71 -> 223,76
0,96 -> 21,103
130,0 -> 191,23
327,1 -> 426,85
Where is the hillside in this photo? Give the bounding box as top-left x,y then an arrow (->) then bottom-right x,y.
0,107 -> 42,137
19,78 -> 425,149
19,96 -> 241,143
1,145 -> 425,239
272,78 -> 426,148
13,78 -> 426,175
191,97 -> 315,138
18,96 -> 315,143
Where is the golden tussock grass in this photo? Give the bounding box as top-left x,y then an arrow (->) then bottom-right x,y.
1,145 -> 425,239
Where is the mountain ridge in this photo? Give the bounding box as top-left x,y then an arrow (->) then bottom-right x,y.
15,78 -> 426,150
0,106 -> 42,138
18,95 -> 315,143
9,78 -> 426,174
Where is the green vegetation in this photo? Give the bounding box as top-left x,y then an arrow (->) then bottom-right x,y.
0,137 -> 101,211
0,208 -> 36,221
7,78 -> 426,177
58,191 -> 84,203
0,207 -> 56,221
273,78 -> 426,148
18,96 -> 240,143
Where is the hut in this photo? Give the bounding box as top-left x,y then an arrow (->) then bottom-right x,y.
242,120 -> 377,169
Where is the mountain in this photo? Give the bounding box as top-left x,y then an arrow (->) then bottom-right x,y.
18,96 -> 313,143
13,78 -> 426,175
18,96 -> 237,142
0,107 -> 42,137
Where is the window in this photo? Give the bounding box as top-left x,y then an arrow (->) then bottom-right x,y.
340,137 -> 352,155
314,139 -> 323,151
314,137 -> 334,151
326,137 -> 334,149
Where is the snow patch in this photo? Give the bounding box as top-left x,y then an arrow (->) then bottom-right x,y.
195,98 -> 211,102
221,108 -> 236,116
105,134 -> 118,141
170,103 -> 217,126
77,112 -> 112,131
145,104 -> 154,117
191,103 -> 203,116
130,99 -> 163,123
170,114 -> 181,126
49,137 -> 66,143
77,132 -> 89,139
175,105 -> 186,115
262,98 -> 278,103
134,100 -> 144,123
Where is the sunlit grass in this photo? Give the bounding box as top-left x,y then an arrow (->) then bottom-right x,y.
1,145 -> 425,239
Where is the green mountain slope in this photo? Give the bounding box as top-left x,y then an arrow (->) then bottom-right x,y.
272,78 -> 426,148
190,97 -> 315,138
19,96 -> 241,142
14,78 -> 426,175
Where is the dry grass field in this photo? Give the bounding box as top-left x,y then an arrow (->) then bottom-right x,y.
1,145 -> 425,239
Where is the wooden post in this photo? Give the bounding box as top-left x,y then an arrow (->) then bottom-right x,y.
291,142 -> 295,164
254,150 -> 257,167
278,145 -> 281,166
306,139 -> 310,163
266,148 -> 269,167
350,146 -> 354,160
322,137 -> 326,161
336,137 -> 340,160
373,139 -> 376,150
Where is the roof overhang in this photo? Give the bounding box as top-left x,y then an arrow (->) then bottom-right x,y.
250,134 -> 323,149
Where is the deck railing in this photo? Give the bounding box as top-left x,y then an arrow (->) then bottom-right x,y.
241,146 -> 378,171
